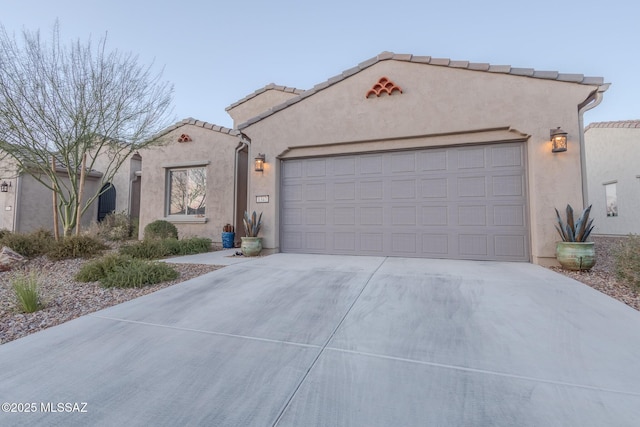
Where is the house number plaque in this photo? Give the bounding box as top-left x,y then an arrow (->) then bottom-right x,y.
256,195 -> 269,203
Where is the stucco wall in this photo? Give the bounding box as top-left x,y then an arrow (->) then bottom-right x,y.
0,157 -> 18,231
15,172 -> 101,234
228,89 -> 301,127
585,126 -> 640,235
138,124 -> 239,242
240,60 -> 600,265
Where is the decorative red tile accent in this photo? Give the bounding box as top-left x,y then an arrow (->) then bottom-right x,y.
178,134 -> 192,143
366,77 -> 402,98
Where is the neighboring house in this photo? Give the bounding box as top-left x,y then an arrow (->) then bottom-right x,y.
585,120 -> 640,235
0,147 -> 140,233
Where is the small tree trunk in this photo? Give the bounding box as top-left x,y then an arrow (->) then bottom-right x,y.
51,156 -> 60,241
75,153 -> 87,236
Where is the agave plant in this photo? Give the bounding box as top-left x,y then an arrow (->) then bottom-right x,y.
243,211 -> 263,237
554,204 -> 594,242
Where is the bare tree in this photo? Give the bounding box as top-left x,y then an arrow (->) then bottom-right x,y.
0,22 -> 173,237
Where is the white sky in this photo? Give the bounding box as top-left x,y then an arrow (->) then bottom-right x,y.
1,0 -> 637,129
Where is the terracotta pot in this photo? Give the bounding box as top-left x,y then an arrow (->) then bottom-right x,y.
556,242 -> 596,271
241,237 -> 262,257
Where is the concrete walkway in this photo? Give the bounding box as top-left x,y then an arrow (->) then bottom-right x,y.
1,254 -> 640,426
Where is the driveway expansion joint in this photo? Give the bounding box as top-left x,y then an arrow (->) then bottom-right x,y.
271,256 -> 389,427
88,314 -> 322,349
323,347 -> 640,397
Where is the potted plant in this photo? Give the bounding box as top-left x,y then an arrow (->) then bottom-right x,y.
241,211 -> 263,256
222,223 -> 235,249
554,204 -> 596,270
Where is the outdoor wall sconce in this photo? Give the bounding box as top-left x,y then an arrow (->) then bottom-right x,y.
550,127 -> 568,153
255,153 -> 266,172
0,181 -> 10,193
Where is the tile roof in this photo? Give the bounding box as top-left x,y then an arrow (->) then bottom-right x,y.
238,51 -> 609,130
155,117 -> 239,139
226,83 -> 305,112
585,120 -> 640,130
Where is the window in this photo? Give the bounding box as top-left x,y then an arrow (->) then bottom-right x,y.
167,167 -> 206,216
604,182 -> 618,217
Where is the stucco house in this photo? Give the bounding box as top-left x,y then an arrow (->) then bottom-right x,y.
4,51 -> 609,266
585,120 -> 640,235
232,52 -> 608,266
0,147 -> 141,234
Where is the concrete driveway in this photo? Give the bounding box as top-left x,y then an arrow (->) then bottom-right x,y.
1,253 -> 640,426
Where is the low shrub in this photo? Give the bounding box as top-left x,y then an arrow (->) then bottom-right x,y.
87,211 -> 132,241
615,234 -> 640,289
75,253 -> 133,282
0,229 -> 54,258
144,220 -> 178,240
12,272 -> 43,313
119,239 -> 169,259
47,235 -> 107,260
175,237 -> 211,255
119,237 -> 211,259
100,259 -> 178,288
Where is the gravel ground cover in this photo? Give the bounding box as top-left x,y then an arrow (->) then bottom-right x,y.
0,253 -> 221,344
549,235 -> 640,311
1,236 -> 638,345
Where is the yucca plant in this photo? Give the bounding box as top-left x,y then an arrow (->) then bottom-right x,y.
243,211 -> 263,237
554,204 -> 594,242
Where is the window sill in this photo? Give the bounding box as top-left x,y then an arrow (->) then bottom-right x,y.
164,216 -> 208,224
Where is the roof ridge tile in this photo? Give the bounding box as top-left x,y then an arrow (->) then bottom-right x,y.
225,83 -> 304,111
585,120 -> 640,130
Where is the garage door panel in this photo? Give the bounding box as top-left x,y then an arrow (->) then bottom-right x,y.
281,142 -> 529,261
390,179 -> 417,199
491,174 -> 524,197
421,178 -> 448,198
419,150 -> 448,171
421,206 -> 448,226
494,235 -> 526,257
493,205 -> 525,226
334,157 -> 356,175
491,145 -> 523,167
457,176 -> 486,197
457,147 -> 486,169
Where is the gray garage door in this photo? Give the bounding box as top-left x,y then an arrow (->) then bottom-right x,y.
280,142 -> 529,261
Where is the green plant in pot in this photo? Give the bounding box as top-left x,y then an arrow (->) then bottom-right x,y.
554,204 -> 595,270
241,211 -> 263,256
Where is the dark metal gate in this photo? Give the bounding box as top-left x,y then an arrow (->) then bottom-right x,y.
97,183 -> 116,222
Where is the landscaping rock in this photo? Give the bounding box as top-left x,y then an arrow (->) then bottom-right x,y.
0,246 -> 26,272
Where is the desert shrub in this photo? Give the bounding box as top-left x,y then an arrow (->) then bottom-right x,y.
87,211 -> 132,241
75,253 -> 133,282
119,237 -> 211,259
12,272 -> 43,313
47,235 -> 107,260
175,237 -> 211,255
0,229 -> 54,258
119,239 -> 169,259
100,259 -> 178,288
144,220 -> 178,240
615,234 -> 640,289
